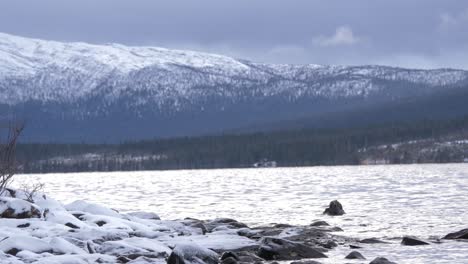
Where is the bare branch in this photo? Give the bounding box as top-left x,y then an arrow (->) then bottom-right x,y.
0,122 -> 24,195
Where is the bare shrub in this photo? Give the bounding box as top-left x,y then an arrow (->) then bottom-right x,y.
20,181 -> 45,203
0,123 -> 24,195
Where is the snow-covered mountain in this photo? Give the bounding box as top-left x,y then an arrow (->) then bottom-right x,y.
1,32 -> 468,142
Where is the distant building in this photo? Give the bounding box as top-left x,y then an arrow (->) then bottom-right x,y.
253,159 -> 277,168
361,158 -> 390,165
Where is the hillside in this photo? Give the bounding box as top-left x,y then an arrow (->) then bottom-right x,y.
1,32 -> 468,142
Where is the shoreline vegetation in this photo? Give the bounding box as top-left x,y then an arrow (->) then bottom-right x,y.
16,116 -> 468,174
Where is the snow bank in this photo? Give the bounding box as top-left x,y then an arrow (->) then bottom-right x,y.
0,189 -> 259,264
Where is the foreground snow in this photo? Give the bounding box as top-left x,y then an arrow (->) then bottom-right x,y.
0,189 -> 260,264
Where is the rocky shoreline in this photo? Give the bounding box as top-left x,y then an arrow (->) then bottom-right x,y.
0,191 -> 466,264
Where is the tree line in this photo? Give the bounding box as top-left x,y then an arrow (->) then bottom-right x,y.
15,115 -> 468,173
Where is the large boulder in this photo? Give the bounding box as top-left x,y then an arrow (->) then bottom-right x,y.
443,228 -> 468,240
167,243 -> 219,264
0,235 -> 52,255
369,257 -> 397,264
401,236 -> 429,246
0,197 -> 41,219
257,237 -> 327,261
323,200 -> 345,216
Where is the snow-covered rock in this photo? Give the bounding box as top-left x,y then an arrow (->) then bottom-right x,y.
65,200 -> 121,218
0,235 -> 52,255
0,197 -> 41,219
167,243 -> 219,264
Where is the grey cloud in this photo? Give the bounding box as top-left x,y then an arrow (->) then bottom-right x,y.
0,0 -> 467,69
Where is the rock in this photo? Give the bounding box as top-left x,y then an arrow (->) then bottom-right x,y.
167,243 -> 219,264
290,261 -> 322,264
127,212 -> 160,220
369,257 -> 397,264
221,257 -> 238,264
359,238 -> 388,244
345,251 -> 365,260
257,237 -> 327,260
65,222 -> 80,229
401,236 -> 429,246
323,200 -> 345,216
274,223 -> 294,228
191,222 -> 208,235
0,197 -> 41,219
17,223 -> 30,228
220,251 -> 239,261
232,251 -> 265,263
349,244 -> 362,249
443,228 -> 468,240
310,221 -> 329,227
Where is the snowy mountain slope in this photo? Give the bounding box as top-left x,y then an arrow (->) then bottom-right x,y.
1,32 -> 468,142
1,32 -> 467,106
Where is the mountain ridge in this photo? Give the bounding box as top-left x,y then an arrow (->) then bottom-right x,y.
1,32 -> 468,142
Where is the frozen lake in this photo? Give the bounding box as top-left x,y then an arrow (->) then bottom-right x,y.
16,164 -> 468,263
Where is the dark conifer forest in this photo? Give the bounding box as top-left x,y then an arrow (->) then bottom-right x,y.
15,115 -> 468,173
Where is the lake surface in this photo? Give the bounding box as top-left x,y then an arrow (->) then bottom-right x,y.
16,164 -> 468,263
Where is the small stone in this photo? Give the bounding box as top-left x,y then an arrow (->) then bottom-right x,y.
345,251 -> 365,260
65,222 -> 80,229
359,238 -> 388,244
310,221 -> 329,227
369,257 -> 397,264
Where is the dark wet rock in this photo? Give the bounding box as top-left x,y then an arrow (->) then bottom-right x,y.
65,222 -> 80,229
212,218 -> 238,224
319,240 -> 338,249
221,251 -> 239,261
290,261 -> 322,264
401,236 -> 430,246
168,244 -> 219,264
274,223 -> 294,228
17,223 -> 30,228
280,226 -> 344,250
96,220 -> 107,227
116,256 -> 131,263
237,228 -> 258,238
6,248 -> 20,256
323,200 -> 345,216
359,238 -> 388,244
349,244 -> 362,249
191,222 -> 208,235
369,257 -> 397,264
257,237 -> 327,260
220,252 -> 239,264
252,227 -> 284,238
345,251 -> 366,260
221,257 -> 238,264
0,197 -> 41,219
205,218 -> 249,232
72,213 -> 84,220
310,221 -> 329,227
231,251 -> 265,263
443,228 -> 468,240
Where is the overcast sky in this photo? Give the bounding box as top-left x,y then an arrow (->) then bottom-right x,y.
1,0 -> 468,69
